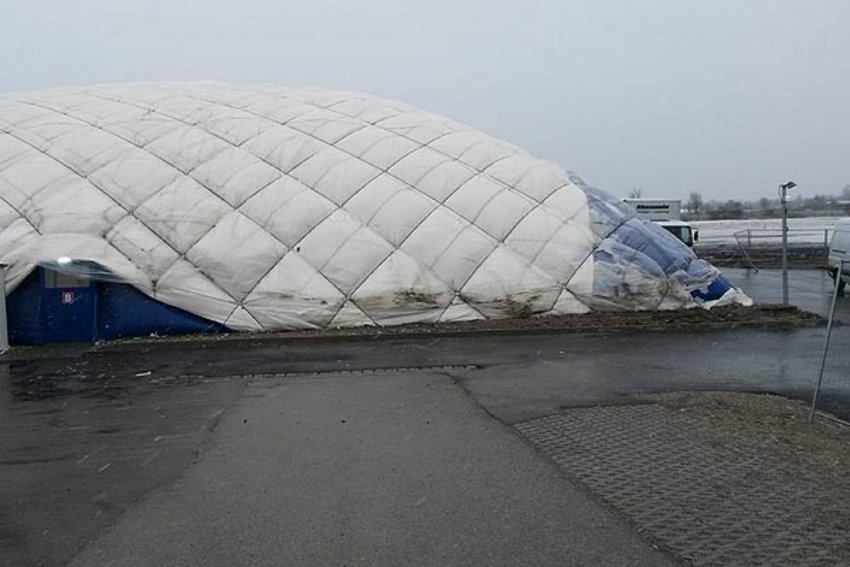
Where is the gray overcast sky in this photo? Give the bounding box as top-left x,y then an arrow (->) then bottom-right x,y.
2,0 -> 848,201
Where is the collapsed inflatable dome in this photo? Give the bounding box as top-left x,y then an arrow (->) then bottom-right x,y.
0,82 -> 750,333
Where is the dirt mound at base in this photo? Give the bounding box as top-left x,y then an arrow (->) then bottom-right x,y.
358,303 -> 820,336
98,304 -> 821,349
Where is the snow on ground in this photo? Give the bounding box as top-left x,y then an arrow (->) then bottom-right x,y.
693,216 -> 843,245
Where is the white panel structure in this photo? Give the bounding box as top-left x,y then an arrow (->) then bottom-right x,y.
0,82 -> 749,331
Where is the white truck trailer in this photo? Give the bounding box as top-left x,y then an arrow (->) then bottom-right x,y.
622,198 -> 698,248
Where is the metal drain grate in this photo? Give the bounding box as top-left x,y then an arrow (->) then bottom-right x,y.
516,405 -> 850,567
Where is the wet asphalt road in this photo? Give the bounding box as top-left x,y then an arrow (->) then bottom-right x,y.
2,267 -> 849,566
723,267 -> 850,322
66,372 -> 674,567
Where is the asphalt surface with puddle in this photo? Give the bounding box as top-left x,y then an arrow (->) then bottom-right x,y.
3,267 -> 850,565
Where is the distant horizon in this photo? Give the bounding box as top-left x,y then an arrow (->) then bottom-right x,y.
3,1 -> 848,201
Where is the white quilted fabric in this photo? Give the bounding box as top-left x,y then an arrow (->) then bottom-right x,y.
0,82 -> 747,330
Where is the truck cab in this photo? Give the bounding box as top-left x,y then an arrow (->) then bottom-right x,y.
827,218 -> 850,295
622,198 -> 699,248
657,220 -> 698,248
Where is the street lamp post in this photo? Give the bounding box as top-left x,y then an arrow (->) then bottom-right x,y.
780,181 -> 797,304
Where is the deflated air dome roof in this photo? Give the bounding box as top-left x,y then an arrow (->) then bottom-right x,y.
0,82 -> 749,330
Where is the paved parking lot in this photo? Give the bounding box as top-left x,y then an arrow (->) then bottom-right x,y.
518,402 -> 850,567
3,268 -> 849,565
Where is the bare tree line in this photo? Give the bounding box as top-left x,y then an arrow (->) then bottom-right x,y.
683,186 -> 850,220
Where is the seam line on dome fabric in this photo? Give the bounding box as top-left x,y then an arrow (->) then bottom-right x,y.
455,141 -> 532,174
321,92 -> 468,128
451,139 -> 500,166
453,256 -> 559,320
14,89 -> 569,323
76,94 -> 315,299
301,120 -> 373,149
563,254 -> 593,311
225,92 -> 566,320
329,125 -> 425,172
282,187 -> 452,322
13,87 -> 594,326
531,220 -> 592,274
438,195 -> 592,319
167,94 -> 393,322
189,153 -> 284,207
192,212 -> 289,299
0,99 -> 264,240
0,140 -> 38,232
192,95 -> 478,308
326,109 -> 562,220
322,99 -> 412,127
511,192 -> 576,247
356,206 -> 492,322
489,159 -> 561,201
134,94 -> 403,264
229,174 -> 282,210
559,284 -> 590,312
469,185 -> 539,236
0,125 -> 126,240
141,133 -> 234,178
199,93 -> 384,318
0,215 -> 40,262
516,210 -> 592,292
0,215 -> 38,240
0,128 -> 177,297
0,135 -> 36,172
340,103 -> 555,206
111,121 -> 288,209
427,195 -> 580,320
194,94 -> 481,226
499,186 -> 577,258
200,94 -> 542,243
0,125 -> 80,277
16,98 -> 211,251
385,201 -> 495,320
85,93 -> 325,208
473,153 -> 519,179
279,161 -> 483,301
281,124 -> 380,195
291,152 -> 382,207
10,98 -> 247,312
257,110 -> 522,243
223,304 -> 262,330
0,154 -> 67,229
0,123 -> 225,302
562,216 -> 632,308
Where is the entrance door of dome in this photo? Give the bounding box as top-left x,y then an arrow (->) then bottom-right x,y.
41,268 -> 97,343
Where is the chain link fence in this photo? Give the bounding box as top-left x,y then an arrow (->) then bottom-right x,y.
696,228 -> 832,270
